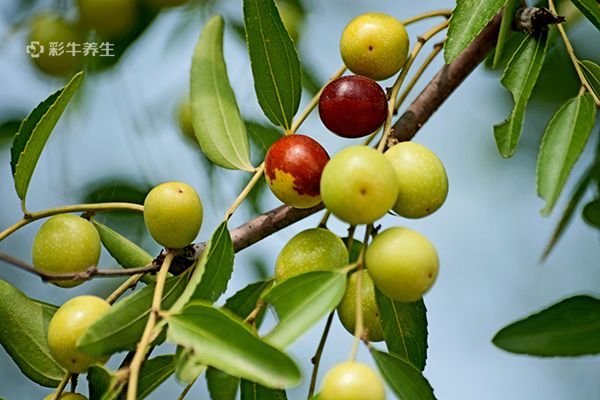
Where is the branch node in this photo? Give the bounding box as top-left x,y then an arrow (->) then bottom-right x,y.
514,7 -> 565,33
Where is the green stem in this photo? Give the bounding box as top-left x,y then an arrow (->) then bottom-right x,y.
106,274 -> 145,305
401,9 -> 452,26
177,376 -> 198,400
126,251 -> 175,400
223,163 -> 265,221
307,312 -> 335,399
377,20 -> 449,152
394,42 -> 444,113
348,226 -> 372,361
548,0 -> 600,106
51,373 -> 72,400
0,202 -> 144,242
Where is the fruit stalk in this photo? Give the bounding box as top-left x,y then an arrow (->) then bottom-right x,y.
348,226 -> 372,361
0,202 -> 144,242
400,9 -> 452,26
307,311 -> 335,399
126,251 -> 175,400
50,372 -> 72,400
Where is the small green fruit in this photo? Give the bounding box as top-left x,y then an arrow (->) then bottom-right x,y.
32,214 -> 101,288
340,13 -> 409,80
44,393 -> 88,400
337,271 -> 384,342
47,296 -> 110,373
320,145 -> 398,225
385,142 -> 448,218
320,361 -> 386,400
77,0 -> 138,37
366,227 -> 438,302
144,182 -> 203,249
28,13 -> 85,76
275,228 -> 348,282
177,99 -> 196,144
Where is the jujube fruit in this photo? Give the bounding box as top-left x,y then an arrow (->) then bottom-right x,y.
319,75 -> 388,138
44,393 -> 88,400
366,227 -> 438,302
265,135 -> 329,209
143,181 -> 203,249
340,12 -> 409,81
319,361 -> 386,400
320,145 -> 398,225
47,295 -> 110,373
275,228 -> 348,282
77,0 -> 138,38
385,142 -> 448,218
337,271 -> 384,342
27,13 -> 85,76
32,214 -> 101,288
177,99 -> 196,144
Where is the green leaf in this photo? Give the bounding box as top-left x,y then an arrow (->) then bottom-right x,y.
87,365 -> 123,400
494,31 -> 549,158
537,93 -> 596,215
241,380 -> 287,400
541,165 -> 596,260
493,295 -> 600,356
166,301 -> 301,388
375,288 -> 428,371
371,350 -> 436,400
493,0 -> 520,69
224,279 -> 274,319
169,221 -> 233,313
0,279 -> 64,387
570,0 -> 600,31
246,120 -> 283,163
207,367 -> 240,400
445,0 -> 505,63
579,60 -> 600,100
583,199 -> 600,228
174,346 -> 205,384
243,0 -> 302,129
262,271 -> 347,349
10,71 -> 83,203
78,272 -> 189,356
93,221 -> 154,270
191,15 -> 253,171
138,355 -> 175,399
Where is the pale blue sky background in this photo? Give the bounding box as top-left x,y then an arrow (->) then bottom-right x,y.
1,0 -> 600,399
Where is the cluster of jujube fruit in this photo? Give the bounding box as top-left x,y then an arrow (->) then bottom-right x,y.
264,12 -> 448,398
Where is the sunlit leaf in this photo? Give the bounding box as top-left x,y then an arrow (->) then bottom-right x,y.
494,31 -> 548,158
0,280 -> 64,387
262,271 -> 346,349
10,71 -> 83,203
445,0 -> 504,63
493,295 -> 600,356
174,346 -> 205,385
166,301 -> 301,388
243,0 -> 302,129
191,15 -> 253,171
537,93 -> 596,215
375,289 -> 428,371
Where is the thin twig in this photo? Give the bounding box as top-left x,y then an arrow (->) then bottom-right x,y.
50,373 -> 72,400
401,9 -> 452,26
307,312 -> 335,399
106,274 -> 145,304
177,376 -> 198,400
348,226 -> 372,362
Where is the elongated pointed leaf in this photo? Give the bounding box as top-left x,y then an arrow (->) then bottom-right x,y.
541,164 -> 596,260
493,295 -> 600,356
78,272 -> 190,356
371,350 -> 436,400
493,0 -> 520,69
445,0 -> 505,63
579,60 -> 600,99
138,355 -> 175,399
537,93 -> 596,215
244,0 -> 301,129
207,367 -> 240,400
166,302 -> 301,388
494,32 -> 548,157
570,0 -> 600,31
375,288 -> 428,371
191,15 -> 253,171
262,271 -> 346,349
93,221 -> 155,283
10,72 -> 83,203
0,280 -> 64,387
224,279 -> 274,318
241,380 -> 287,400
169,221 -> 233,313
87,365 -> 123,400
